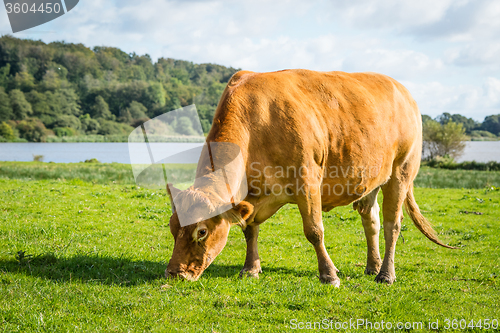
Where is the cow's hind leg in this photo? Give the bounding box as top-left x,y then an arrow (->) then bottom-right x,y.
297,183 -> 340,287
376,175 -> 407,284
354,187 -> 382,275
239,223 -> 262,278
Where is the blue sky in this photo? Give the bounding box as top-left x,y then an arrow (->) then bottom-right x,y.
1,0 -> 500,120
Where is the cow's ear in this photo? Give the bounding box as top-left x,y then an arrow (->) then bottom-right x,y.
234,201 -> 254,221
167,183 -> 181,213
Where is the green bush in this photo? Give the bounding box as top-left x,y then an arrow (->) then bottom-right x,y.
470,130 -> 498,141
15,118 -> 48,142
45,134 -> 129,142
0,121 -> 15,140
54,115 -> 82,131
423,156 -> 500,171
53,127 -> 77,137
98,119 -> 133,135
80,114 -> 100,134
423,120 -> 467,159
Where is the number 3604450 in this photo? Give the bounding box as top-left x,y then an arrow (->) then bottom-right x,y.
5,2 -> 62,14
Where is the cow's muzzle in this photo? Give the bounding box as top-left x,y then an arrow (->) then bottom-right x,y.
165,267 -> 186,279
165,267 -> 200,281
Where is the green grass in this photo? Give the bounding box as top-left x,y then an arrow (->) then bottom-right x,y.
0,162 -> 134,184
415,166 -> 500,189
0,164 -> 499,332
1,162 -> 500,189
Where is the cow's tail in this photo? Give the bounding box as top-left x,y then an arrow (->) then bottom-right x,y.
404,184 -> 457,249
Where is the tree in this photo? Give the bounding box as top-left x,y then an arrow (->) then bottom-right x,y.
26,90 -> 55,126
481,115 -> 500,136
450,114 -> 477,134
16,118 -> 47,142
175,116 -> 196,135
41,69 -> 61,90
9,89 -> 32,120
53,127 -> 77,137
118,108 -> 133,124
127,101 -> 148,119
55,88 -> 81,116
436,112 -> 478,134
54,115 -> 81,131
421,114 -> 433,124
0,121 -> 15,140
92,95 -> 114,120
98,119 -> 133,135
147,81 -> 166,108
13,71 -> 35,91
0,64 -> 10,89
80,114 -> 100,134
0,87 -> 13,121
423,120 -> 467,159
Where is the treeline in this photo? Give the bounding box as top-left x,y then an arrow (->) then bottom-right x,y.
1,35 -> 500,143
421,113 -> 499,164
0,35 -> 239,142
422,113 -> 500,140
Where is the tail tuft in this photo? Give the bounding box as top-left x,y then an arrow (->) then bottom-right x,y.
404,184 -> 457,249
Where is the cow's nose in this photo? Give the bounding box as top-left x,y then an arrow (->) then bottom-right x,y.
165,268 -> 186,279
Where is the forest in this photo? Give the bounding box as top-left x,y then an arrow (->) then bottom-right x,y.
0,35 -> 499,142
0,35 -> 237,142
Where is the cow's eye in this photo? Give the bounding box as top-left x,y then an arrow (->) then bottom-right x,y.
198,229 -> 207,239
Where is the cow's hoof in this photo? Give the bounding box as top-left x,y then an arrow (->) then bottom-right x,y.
375,271 -> 395,284
319,275 -> 341,288
239,267 -> 261,279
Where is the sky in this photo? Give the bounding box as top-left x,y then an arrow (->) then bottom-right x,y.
1,0 -> 500,121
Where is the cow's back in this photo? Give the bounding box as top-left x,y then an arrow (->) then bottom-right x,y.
207,69 -> 422,210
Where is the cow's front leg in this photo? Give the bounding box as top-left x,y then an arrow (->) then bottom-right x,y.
239,223 -> 262,278
298,183 -> 340,287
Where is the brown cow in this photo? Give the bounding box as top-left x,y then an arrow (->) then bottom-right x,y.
165,69 -> 454,286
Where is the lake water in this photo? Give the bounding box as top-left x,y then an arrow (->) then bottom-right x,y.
0,141 -> 499,163
0,142 -> 204,164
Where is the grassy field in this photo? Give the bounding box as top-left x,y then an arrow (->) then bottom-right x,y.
2,162 -> 500,189
0,163 -> 499,332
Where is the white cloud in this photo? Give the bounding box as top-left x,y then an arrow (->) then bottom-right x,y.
1,0 -> 499,118
402,78 -> 500,120
323,0 -> 456,31
342,48 -> 443,80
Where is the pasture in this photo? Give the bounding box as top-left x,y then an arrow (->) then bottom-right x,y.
0,162 -> 499,332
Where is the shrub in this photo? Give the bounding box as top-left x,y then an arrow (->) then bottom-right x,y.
0,121 -> 15,140
53,127 -> 77,137
423,156 -> 500,171
127,101 -> 148,120
16,118 -> 48,142
80,114 -> 100,134
423,120 -> 467,159
470,130 -> 498,141
54,115 -> 82,131
98,119 -> 133,135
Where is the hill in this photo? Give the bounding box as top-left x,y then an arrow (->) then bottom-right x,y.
0,35 -> 239,142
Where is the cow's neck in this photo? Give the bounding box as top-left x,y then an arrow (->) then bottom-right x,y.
192,106 -> 249,208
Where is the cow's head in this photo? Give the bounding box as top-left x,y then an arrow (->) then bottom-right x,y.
165,184 -> 253,281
